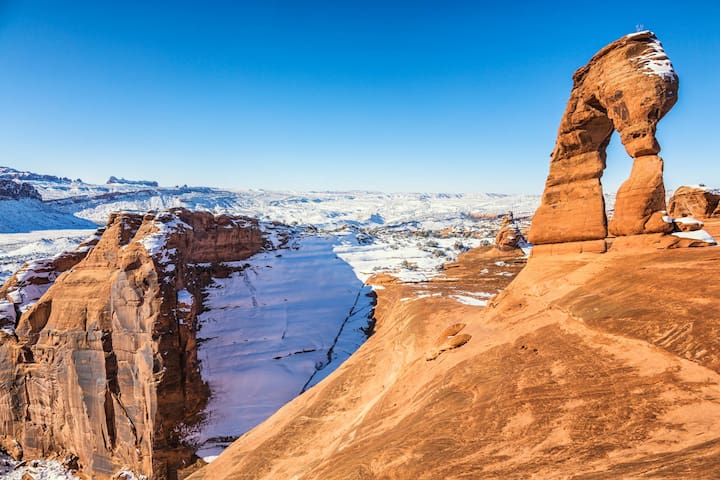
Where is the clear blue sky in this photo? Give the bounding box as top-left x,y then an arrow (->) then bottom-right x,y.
0,0 -> 718,193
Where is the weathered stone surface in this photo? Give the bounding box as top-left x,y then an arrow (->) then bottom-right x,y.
0,208 -> 265,480
531,239 -> 607,257
0,435 -> 23,460
529,31 -> 678,244
188,244 -> 720,480
609,155 -> 673,235
668,185 -> 720,219
673,217 -> 704,232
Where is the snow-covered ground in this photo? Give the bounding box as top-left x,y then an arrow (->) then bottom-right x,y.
0,199 -> 96,233
0,229 -> 97,283
191,233 -> 374,459
0,454 -> 79,480
0,166 -> 545,285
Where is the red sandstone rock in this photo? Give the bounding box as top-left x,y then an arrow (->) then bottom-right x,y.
0,208 -> 265,480
187,245 -> 720,480
494,212 -> 527,251
609,155 -> 673,236
529,32 -> 678,245
668,185 -> 720,219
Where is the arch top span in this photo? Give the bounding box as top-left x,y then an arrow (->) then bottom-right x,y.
528,31 -> 679,245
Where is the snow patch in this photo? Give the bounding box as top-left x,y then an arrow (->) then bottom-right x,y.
671,229 -> 717,244
451,295 -> 489,307
673,216 -> 703,226
0,454 -> 80,479
631,36 -> 676,80
113,468 -> 148,480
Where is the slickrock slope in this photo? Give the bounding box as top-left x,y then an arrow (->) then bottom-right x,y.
529,31 -> 678,245
0,208 -> 264,480
190,239 -> 720,480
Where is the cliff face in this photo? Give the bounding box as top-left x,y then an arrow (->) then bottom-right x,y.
0,179 -> 42,201
0,208 -> 265,479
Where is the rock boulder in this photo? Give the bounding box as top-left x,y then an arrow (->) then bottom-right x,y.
667,185 -> 720,219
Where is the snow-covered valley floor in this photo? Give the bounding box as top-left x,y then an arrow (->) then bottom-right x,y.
0,229 -> 97,282
191,233 -> 375,459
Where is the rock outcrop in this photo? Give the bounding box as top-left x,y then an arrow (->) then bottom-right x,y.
0,180 -> 42,201
494,212 -> 527,251
0,208 -> 265,479
668,185 -> 720,219
529,31 -> 678,245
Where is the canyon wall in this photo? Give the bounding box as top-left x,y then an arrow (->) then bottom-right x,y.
0,208 -> 265,479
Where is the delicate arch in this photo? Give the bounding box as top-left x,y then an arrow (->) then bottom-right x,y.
528,31 -> 678,245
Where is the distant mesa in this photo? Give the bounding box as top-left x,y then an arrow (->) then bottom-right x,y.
106,175 -> 159,187
528,31 -> 679,246
0,165 -> 77,184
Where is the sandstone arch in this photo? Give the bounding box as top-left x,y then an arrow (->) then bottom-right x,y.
528,31 -> 678,245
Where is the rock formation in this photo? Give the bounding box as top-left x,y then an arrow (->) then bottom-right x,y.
668,185 -> 720,219
529,31 -> 678,245
0,208 -> 265,480
0,180 -> 42,201
494,212 -> 527,251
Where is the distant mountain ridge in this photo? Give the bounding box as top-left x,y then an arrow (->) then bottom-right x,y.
0,165 -> 78,184
0,179 -> 41,201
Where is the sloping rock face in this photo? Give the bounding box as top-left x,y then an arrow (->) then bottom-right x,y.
189,244 -> 720,480
529,31 -> 678,244
0,208 -> 264,479
668,185 -> 720,219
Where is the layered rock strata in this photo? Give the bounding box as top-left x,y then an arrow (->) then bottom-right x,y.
0,208 -> 265,479
529,31 -> 678,245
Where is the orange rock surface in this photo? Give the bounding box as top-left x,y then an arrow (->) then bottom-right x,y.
0,209 -> 264,480
189,242 -> 720,480
529,31 -> 678,244
668,185 -> 720,219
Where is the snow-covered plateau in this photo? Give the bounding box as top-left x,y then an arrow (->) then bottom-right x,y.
0,167 -> 547,476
